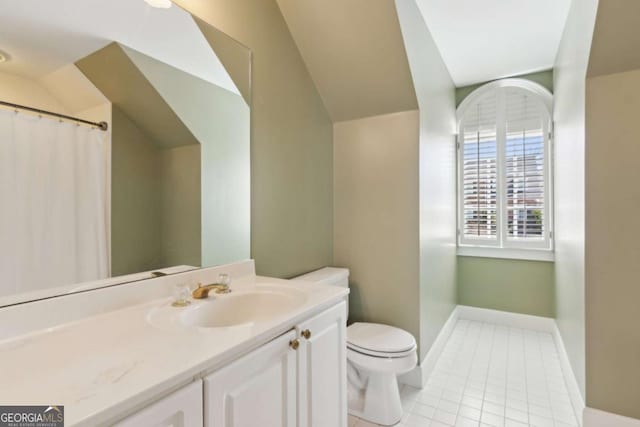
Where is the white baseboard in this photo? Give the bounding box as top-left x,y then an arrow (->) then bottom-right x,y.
456,305 -> 556,332
583,408 -> 640,427
394,305 -> 640,427
553,323 -> 585,425
457,306 -> 585,425
398,305 -> 586,427
398,306 -> 460,389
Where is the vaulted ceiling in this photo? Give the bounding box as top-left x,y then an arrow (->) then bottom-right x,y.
276,0 -> 573,122
275,0 -> 418,122
0,0 -> 238,94
416,0 -> 572,87
588,0 -> 640,78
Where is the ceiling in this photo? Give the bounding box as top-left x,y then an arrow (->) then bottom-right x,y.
275,0 -> 573,121
414,0 -> 572,87
276,0 -> 418,122
0,0 -> 239,94
588,0 -> 640,78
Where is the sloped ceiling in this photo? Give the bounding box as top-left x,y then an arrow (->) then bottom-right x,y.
194,16 -> 252,104
415,0 -> 571,87
0,0 -> 238,94
76,43 -> 199,149
275,0 -> 418,122
588,0 -> 640,78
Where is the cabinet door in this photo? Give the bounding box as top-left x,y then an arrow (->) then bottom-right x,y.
297,302 -> 347,427
114,380 -> 203,427
204,330 -> 297,427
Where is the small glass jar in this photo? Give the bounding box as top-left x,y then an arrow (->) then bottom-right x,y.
217,273 -> 231,286
171,283 -> 191,307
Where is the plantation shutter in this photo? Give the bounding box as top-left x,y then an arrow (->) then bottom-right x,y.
504,89 -> 547,241
460,92 -> 498,241
457,83 -> 552,252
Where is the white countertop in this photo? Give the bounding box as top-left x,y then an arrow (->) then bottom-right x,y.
0,275 -> 348,426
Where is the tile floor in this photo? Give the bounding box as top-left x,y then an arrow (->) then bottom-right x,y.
348,319 -> 579,427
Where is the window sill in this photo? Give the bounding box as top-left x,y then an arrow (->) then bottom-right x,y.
457,246 -> 555,262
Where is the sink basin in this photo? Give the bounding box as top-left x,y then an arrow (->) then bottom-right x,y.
180,289 -> 307,328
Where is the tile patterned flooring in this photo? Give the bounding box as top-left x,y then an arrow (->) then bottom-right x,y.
348,319 -> 579,427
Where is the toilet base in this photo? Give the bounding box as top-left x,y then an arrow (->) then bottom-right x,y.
347,370 -> 404,426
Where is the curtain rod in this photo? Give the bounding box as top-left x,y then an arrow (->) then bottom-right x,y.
0,100 -> 108,131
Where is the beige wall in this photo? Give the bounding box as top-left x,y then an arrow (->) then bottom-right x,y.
274,0 -> 417,122
458,257 -> 555,317
175,0 -> 334,278
587,0 -> 640,79
585,69 -> 640,419
333,111 -> 420,344
39,64 -> 110,117
396,0 -> 457,360
552,0 -> 598,397
0,71 -> 69,113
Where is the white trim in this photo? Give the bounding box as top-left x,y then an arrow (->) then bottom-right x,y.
456,79 -> 554,253
457,78 -> 553,121
456,305 -> 556,332
398,307 -> 460,389
450,306 -> 585,426
553,323 -> 585,424
457,245 -> 555,262
396,305 -> 587,427
583,408 -> 640,427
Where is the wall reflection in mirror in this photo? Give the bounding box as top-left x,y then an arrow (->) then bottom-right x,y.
0,0 -> 251,307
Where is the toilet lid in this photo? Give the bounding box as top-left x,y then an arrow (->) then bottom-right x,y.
347,322 -> 416,355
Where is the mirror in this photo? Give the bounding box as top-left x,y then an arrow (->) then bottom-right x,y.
0,0 -> 251,307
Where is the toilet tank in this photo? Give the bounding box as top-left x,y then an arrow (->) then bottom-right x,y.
293,267 -> 349,288
293,267 -> 350,317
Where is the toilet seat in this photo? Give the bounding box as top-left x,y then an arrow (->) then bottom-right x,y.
347,322 -> 416,358
347,342 -> 416,358
347,346 -> 418,375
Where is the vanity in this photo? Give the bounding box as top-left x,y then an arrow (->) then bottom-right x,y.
0,2 -> 350,426
0,261 -> 348,426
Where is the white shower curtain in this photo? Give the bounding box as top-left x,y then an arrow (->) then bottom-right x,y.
0,109 -> 109,297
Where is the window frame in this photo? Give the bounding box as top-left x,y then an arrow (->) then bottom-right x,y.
456,79 -> 554,260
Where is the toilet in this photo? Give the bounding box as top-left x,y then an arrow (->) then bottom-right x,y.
294,267 -> 417,426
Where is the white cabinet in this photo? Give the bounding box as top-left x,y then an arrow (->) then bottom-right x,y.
116,301 -> 347,427
114,380 -> 203,427
203,302 -> 347,427
204,330 -> 298,427
297,302 -> 347,427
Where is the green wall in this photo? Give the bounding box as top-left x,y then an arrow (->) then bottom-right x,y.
455,69 -> 554,107
111,107 -> 163,276
454,71 -> 556,319
111,106 -> 202,276
124,47 -> 251,267
396,0 -> 459,362
457,256 -> 555,317
176,0 -> 334,278
159,145 -> 202,268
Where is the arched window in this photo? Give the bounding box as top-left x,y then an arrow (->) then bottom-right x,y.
457,79 -> 553,258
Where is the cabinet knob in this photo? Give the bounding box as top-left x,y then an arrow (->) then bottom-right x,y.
301,329 -> 312,339
289,339 -> 300,350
